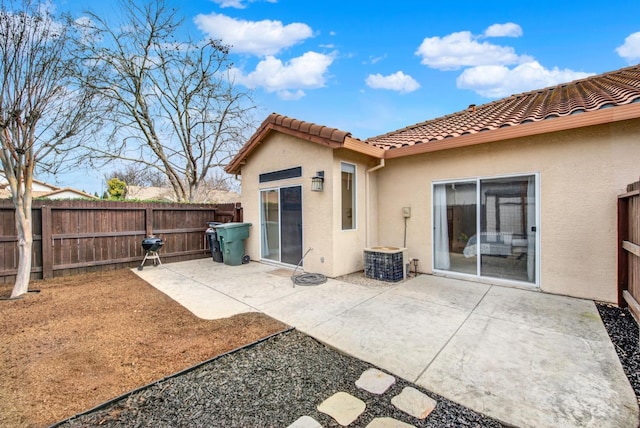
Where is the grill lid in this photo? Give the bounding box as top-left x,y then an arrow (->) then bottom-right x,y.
141,237 -> 163,252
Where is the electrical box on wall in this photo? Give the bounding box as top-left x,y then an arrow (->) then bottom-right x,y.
402,207 -> 411,218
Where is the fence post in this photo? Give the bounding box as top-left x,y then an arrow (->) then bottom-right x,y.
145,207 -> 153,237
234,202 -> 243,222
41,205 -> 54,279
618,196 -> 629,307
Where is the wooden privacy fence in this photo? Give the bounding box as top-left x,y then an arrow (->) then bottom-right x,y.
618,177 -> 640,325
0,199 -> 242,284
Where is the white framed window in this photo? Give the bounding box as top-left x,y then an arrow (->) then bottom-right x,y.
341,162 -> 356,230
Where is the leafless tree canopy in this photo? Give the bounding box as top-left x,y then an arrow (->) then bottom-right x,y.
0,0 -> 97,182
0,0 -> 98,298
0,0 -> 251,296
105,164 -> 167,188
76,0 -> 254,202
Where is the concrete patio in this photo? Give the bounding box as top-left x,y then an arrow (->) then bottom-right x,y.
133,259 -> 639,428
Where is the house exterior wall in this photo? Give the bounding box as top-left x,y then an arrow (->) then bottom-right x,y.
32,182 -> 56,192
239,132 -> 368,277
331,149 -> 373,277
374,119 -> 640,303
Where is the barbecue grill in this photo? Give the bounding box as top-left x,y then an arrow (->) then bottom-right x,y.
138,237 -> 164,270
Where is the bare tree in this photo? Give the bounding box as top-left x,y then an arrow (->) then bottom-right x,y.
0,0 -> 97,298
105,164 -> 167,188
76,0 -> 254,202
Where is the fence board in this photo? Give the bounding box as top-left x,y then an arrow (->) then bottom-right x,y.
623,241 -> 640,257
619,177 -> 640,327
0,200 -> 242,284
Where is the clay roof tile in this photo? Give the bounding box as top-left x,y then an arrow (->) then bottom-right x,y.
225,113 -> 352,174
365,65 -> 640,150
308,124 -> 322,136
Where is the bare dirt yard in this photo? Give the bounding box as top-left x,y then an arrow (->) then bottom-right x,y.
0,268 -> 288,428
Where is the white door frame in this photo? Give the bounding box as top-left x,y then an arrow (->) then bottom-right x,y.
431,172 -> 540,288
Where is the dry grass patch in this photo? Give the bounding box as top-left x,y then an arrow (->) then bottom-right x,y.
0,269 -> 287,427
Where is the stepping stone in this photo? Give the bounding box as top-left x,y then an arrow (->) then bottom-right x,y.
287,415 -> 322,428
317,391 -> 366,426
356,368 -> 396,395
391,387 -> 437,419
366,417 -> 416,427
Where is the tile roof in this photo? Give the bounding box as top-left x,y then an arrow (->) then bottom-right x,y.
268,113 -> 352,143
365,65 -> 640,151
227,65 -> 640,173
226,113 -> 352,174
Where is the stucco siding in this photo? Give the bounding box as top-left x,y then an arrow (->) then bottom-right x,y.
239,133 -> 377,277
239,132 -> 333,273
331,149 -> 372,277
373,119 -> 640,303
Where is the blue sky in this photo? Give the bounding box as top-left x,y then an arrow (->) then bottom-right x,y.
185,0 -> 640,137
51,0 -> 640,193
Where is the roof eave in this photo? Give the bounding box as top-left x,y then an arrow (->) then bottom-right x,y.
382,102 -> 640,159
225,114 -> 353,175
343,136 -> 385,158
225,124 -> 272,176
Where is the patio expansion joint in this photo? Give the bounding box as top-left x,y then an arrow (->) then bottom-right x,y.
163,265 -> 264,314
309,286 -> 397,330
412,285 -> 494,383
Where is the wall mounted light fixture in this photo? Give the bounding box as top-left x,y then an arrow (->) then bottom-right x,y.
311,171 -> 324,192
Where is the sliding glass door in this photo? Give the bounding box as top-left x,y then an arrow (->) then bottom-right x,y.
433,174 -> 537,285
434,181 -> 477,275
260,186 -> 303,266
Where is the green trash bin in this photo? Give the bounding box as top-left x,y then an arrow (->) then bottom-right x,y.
215,222 -> 252,266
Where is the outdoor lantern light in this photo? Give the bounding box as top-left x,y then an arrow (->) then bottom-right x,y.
311,171 -> 324,192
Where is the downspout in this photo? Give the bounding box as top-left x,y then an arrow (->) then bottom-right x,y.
365,159 -> 385,248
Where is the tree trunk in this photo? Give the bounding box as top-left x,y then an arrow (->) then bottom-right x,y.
10,202 -> 33,299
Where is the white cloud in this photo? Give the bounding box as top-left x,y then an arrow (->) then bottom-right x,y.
368,54 -> 387,65
415,31 -> 522,70
211,0 -> 246,8
456,61 -> 594,98
277,89 -> 306,100
210,0 -> 277,9
484,23 -> 523,38
616,32 -> 640,62
194,13 -> 312,56
365,71 -> 420,93
232,51 -> 335,99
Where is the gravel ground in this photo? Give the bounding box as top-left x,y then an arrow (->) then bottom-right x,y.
55,329 -> 506,427
596,302 -> 640,403
53,300 -> 639,428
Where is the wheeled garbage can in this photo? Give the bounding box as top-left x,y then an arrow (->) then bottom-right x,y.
205,222 -> 223,263
215,222 -> 252,266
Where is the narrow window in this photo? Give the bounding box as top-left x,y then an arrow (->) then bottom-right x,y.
341,162 -> 356,230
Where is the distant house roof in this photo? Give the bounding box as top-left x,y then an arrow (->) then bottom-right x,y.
0,171 -> 96,199
126,185 -> 240,204
43,188 -> 98,200
126,185 -> 176,202
226,65 -> 640,173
